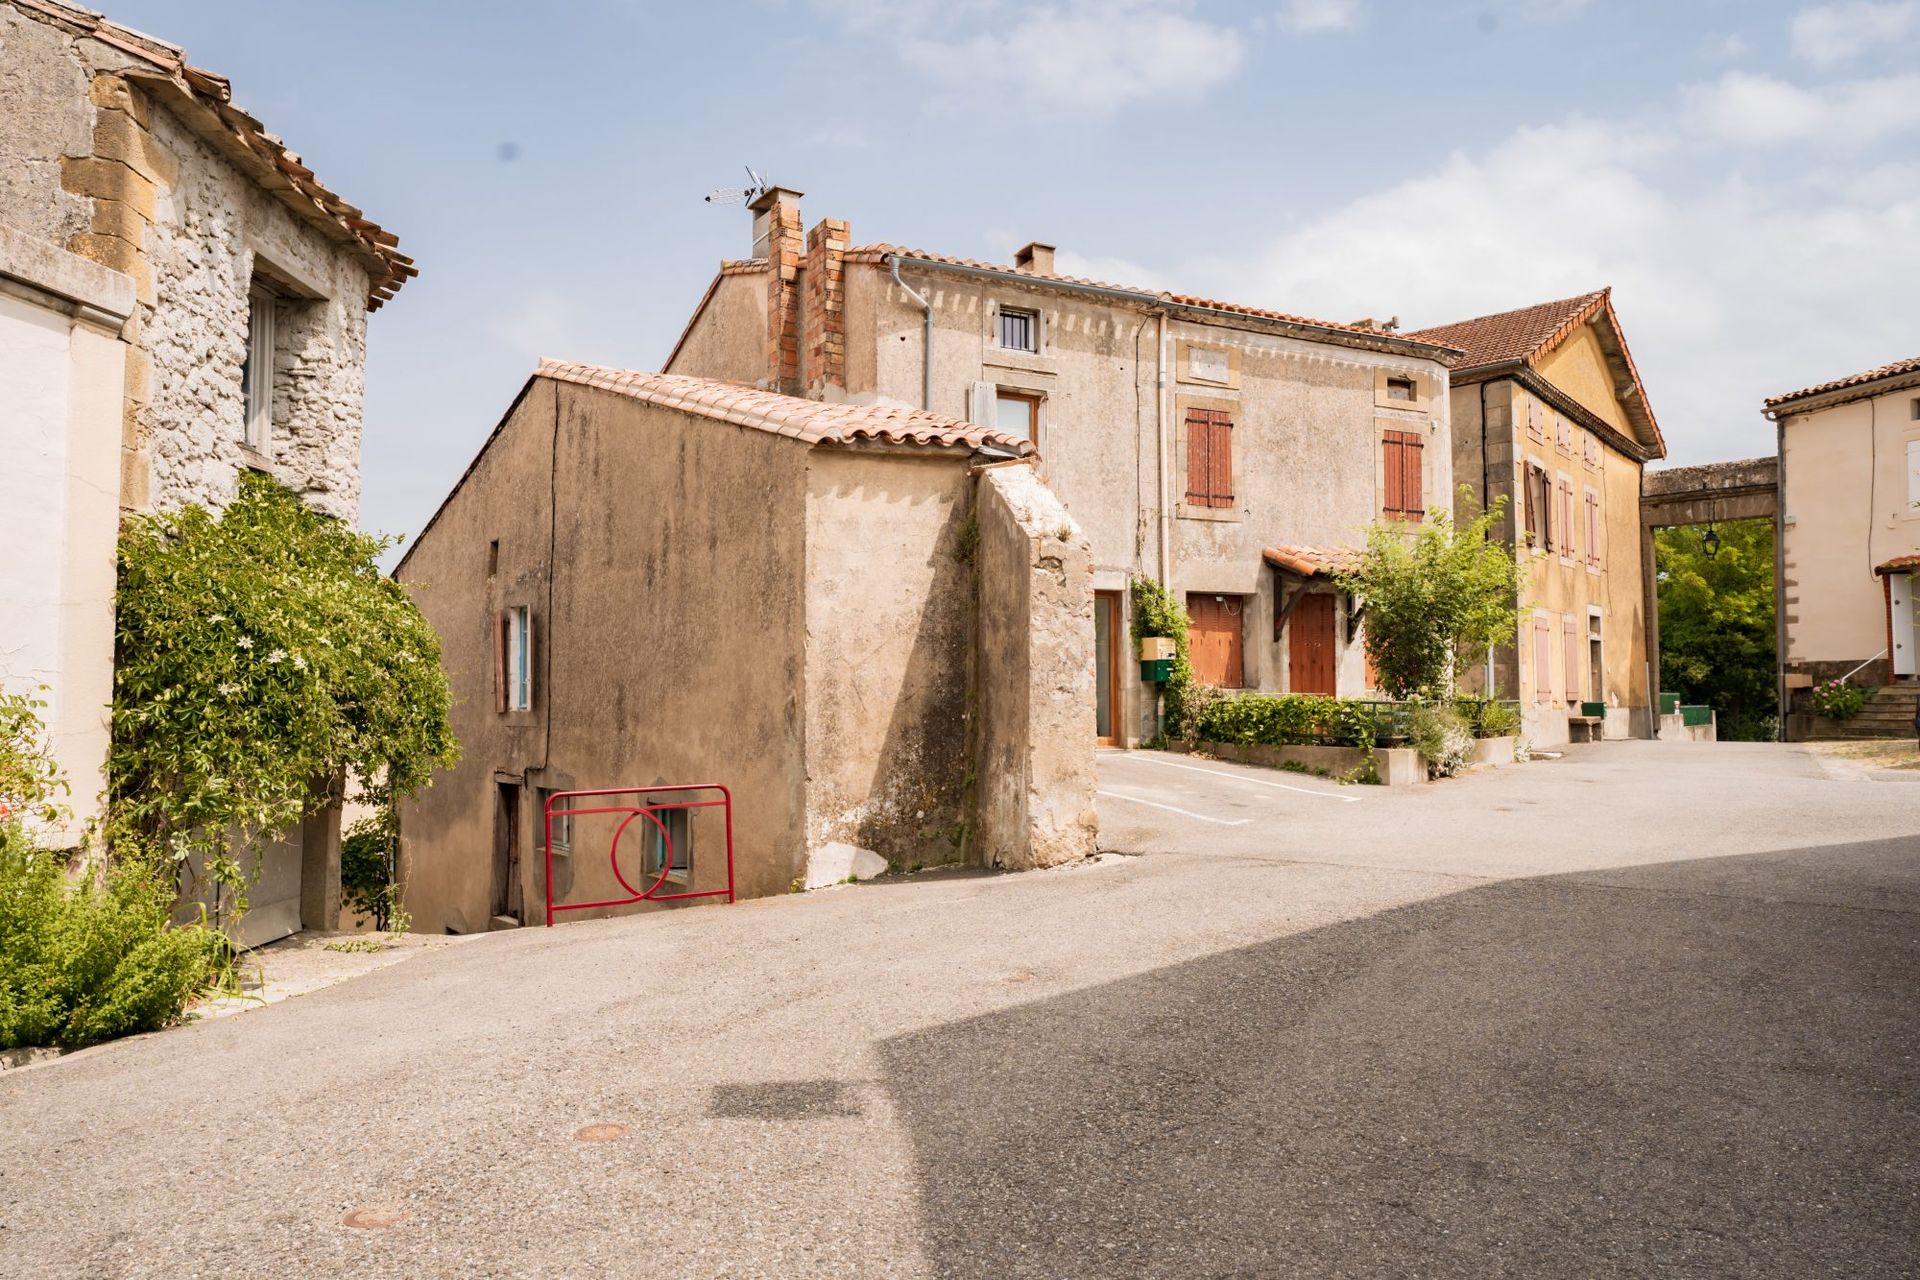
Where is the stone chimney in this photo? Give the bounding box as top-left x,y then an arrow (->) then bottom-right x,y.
1013,242 -> 1056,275
802,217 -> 849,398
750,186 -> 805,394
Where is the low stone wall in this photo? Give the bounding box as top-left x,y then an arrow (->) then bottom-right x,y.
971,464 -> 1099,870
1177,740 -> 1426,787
1468,735 -> 1517,766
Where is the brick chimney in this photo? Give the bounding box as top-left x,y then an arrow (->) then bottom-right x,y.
1013,241 -> 1056,275
802,217 -> 849,398
750,186 -> 805,394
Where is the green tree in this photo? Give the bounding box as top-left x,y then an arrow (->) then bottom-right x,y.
110,473 -> 459,918
1655,518 -> 1776,740
1334,492 -> 1520,700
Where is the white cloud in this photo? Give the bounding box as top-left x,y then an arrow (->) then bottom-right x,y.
1277,0 -> 1363,34
1179,97 -> 1920,467
1685,70 -> 1920,146
816,0 -> 1245,116
1791,0 -> 1918,69
1703,32 -> 1750,60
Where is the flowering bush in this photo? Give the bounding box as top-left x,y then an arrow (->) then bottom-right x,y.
1808,679 -> 1867,721
110,474 -> 457,921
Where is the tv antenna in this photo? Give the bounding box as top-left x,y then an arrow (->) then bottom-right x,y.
704,166 -> 768,206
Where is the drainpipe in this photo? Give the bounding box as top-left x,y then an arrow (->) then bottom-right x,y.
1773,416 -> 1788,740
1479,381 -> 1496,696
1156,311 -> 1171,586
887,255 -> 934,411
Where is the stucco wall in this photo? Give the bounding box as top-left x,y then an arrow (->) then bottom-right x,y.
664,269 -> 771,387
0,278 -> 125,841
1780,386 -> 1920,666
802,447 -> 975,875
397,379 -> 815,932
972,464 -> 1098,870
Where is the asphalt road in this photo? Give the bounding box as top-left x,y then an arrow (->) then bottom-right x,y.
3,741 -> 1916,1278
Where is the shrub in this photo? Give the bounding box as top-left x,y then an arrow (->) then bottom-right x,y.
340,802 -> 407,932
1808,679 -> 1867,721
1457,697 -> 1523,739
1409,702 -> 1474,778
0,829 -> 220,1049
1189,694 -> 1383,750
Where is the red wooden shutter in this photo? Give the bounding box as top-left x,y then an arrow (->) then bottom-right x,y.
1523,466 -> 1538,542
1382,435 -> 1403,516
1401,432 -> 1424,518
1185,409 -> 1210,506
1208,412 -> 1234,508
492,608 -> 507,714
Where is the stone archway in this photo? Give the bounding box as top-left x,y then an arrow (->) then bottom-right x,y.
1639,457 -> 1781,726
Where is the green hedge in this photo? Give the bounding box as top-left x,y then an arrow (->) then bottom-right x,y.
1191,694 -> 1521,748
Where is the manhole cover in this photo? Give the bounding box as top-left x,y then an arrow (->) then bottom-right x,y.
574,1123 -> 630,1142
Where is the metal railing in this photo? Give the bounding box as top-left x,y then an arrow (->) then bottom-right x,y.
544,785 -> 735,926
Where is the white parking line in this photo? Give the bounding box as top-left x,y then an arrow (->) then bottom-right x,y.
1096,789 -> 1252,826
1122,754 -> 1362,803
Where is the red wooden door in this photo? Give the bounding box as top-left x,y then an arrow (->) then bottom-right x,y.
1186,594 -> 1245,688
1289,593 -> 1337,695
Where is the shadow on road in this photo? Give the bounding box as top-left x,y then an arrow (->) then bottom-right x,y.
878,838 -> 1920,1278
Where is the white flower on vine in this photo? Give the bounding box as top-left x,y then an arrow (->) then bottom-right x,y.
236,635 -> 254,650
216,681 -> 240,696
266,648 -> 287,664
292,655 -> 307,671
208,613 -> 227,623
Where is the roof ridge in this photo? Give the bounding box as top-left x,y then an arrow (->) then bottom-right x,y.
533,360 -> 1035,455
1403,288 -> 1608,342
1764,354 -> 1920,409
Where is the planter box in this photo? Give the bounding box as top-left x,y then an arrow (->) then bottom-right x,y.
1468,735 -> 1516,766
1179,740 -> 1426,786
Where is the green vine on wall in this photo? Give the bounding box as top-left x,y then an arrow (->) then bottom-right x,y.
109,473 -> 458,922
1130,576 -> 1199,740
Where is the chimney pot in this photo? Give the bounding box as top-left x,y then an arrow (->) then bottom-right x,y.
1013,241 -> 1056,275
749,185 -> 805,259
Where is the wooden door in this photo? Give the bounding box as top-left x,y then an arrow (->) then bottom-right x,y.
1288,593 -> 1337,695
1095,590 -> 1122,745
493,782 -> 522,923
1186,594 -> 1245,688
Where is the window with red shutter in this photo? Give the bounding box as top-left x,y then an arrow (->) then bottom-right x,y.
1208,412 -> 1234,508
1185,408 -> 1210,507
493,608 -> 508,714
1382,430 -> 1425,519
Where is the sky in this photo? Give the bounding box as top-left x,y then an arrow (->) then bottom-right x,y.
98,0 -> 1920,547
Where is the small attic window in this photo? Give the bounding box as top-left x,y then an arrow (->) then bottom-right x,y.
1386,376 -> 1416,402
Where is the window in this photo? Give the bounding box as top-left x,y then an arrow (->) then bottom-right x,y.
1526,400 -> 1544,441
1563,616 -> 1581,703
496,606 -> 532,713
995,391 -> 1040,443
1584,488 -> 1602,566
241,284 -> 276,453
1909,439 -> 1920,509
1522,463 -> 1553,550
1910,397 -> 1920,421
540,789 -> 571,855
997,306 -> 1038,353
1582,433 -> 1601,471
1557,477 -> 1576,559
643,804 -> 691,882
1532,616 -> 1553,704
1386,376 -> 1416,402
1382,429 -> 1425,520
1555,416 -> 1573,457
1184,408 -> 1234,509
487,539 -> 499,578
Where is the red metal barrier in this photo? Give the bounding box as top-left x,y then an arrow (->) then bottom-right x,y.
544,784 -> 735,926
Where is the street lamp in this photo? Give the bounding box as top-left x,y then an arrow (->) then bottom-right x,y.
1701,525 -> 1721,559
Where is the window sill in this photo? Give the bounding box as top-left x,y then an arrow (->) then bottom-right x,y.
238,444 -> 276,475
984,350 -> 1056,377
1177,503 -> 1243,523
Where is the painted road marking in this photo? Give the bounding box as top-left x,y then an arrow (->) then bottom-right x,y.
1124,754 -> 1362,803
1096,789 -> 1252,827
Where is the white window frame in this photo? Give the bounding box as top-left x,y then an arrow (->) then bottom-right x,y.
243,284 -> 276,454
1907,438 -> 1919,511
643,803 -> 692,884
508,606 -> 531,711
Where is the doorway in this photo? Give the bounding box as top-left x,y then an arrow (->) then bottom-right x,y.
492,782 -> 522,923
1893,572 -> 1916,679
1588,612 -> 1605,701
1187,594 -> 1245,689
1288,593 -> 1337,695
1095,590 -> 1123,745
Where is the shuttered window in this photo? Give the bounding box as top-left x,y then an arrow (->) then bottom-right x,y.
1563,616 -> 1581,703
1185,408 -> 1234,509
1523,464 -> 1552,550
1558,478 -> 1576,558
1532,616 -> 1554,704
1382,430 -> 1425,520
1584,489 -> 1602,567
496,606 -> 532,713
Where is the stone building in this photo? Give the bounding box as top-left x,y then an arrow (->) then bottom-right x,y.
664,188 -> 1462,745
1406,291 -> 1667,745
1,0 -> 412,941
394,364 -> 1096,934
1763,355 -> 1920,737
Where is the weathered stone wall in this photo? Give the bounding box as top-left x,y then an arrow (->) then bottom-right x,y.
0,16 -> 374,519
972,463 -> 1098,871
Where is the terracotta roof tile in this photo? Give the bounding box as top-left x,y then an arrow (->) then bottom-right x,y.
1876,553 -> 1920,575
1765,355 -> 1920,409
1263,543 -> 1363,578
7,0 -> 413,309
846,245 -> 1460,355
535,360 -> 1036,455
1401,290 -> 1609,370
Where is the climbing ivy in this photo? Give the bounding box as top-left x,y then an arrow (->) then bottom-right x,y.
1130,576 -> 1199,739
109,473 -> 458,918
